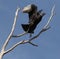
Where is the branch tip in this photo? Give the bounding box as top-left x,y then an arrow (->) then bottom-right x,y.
28,41 -> 38,47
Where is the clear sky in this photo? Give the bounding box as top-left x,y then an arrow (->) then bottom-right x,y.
0,0 -> 60,59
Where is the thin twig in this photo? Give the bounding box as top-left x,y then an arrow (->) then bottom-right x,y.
28,41 -> 38,47
12,32 -> 27,38
44,5 -> 55,28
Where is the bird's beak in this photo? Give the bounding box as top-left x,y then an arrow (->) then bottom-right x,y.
22,5 -> 31,13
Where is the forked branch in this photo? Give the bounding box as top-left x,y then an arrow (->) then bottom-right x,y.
4,5 -> 55,54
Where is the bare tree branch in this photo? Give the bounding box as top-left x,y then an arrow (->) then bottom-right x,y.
4,5 -> 55,54
12,32 -> 27,38
44,4 -> 55,28
4,40 -> 25,54
1,7 -> 20,52
28,41 -> 38,47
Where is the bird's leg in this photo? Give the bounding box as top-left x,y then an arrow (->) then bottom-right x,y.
29,33 -> 32,38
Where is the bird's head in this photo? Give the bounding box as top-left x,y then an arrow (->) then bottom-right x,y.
22,4 -> 37,13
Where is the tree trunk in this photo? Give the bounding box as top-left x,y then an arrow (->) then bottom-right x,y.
0,53 -> 4,59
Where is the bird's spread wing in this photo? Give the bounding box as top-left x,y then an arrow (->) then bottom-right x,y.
29,13 -> 37,24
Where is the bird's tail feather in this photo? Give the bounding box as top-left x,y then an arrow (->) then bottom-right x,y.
21,24 -> 29,32
21,24 -> 34,33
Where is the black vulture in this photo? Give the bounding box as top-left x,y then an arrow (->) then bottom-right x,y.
21,4 -> 45,34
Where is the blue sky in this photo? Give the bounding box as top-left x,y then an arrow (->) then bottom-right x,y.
0,0 -> 60,59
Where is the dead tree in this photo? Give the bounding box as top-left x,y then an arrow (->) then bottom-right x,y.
0,5 -> 55,59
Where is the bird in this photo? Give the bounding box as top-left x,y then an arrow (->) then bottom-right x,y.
21,4 -> 45,36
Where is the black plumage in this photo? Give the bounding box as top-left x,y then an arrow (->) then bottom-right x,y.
21,4 -> 45,34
